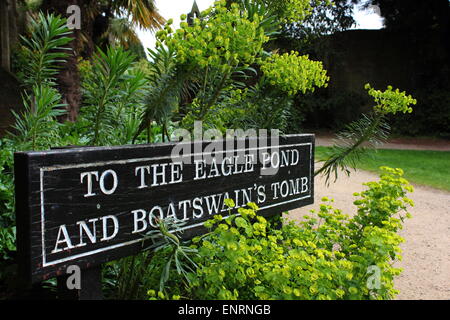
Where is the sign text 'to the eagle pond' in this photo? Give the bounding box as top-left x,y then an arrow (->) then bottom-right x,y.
14,134 -> 314,283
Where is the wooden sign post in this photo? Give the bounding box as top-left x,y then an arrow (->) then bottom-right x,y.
14,134 -> 314,299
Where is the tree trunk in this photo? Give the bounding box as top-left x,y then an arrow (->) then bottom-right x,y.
40,0 -> 88,121
8,0 -> 18,49
0,0 -> 11,72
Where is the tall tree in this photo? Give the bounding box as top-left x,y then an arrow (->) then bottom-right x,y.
39,0 -> 87,121
0,0 -> 18,72
0,0 -> 22,133
39,0 -> 165,121
0,0 -> 10,72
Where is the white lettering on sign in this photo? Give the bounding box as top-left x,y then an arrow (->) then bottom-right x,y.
99,170 -> 118,195
77,218 -> 98,247
100,215 -> 119,241
135,162 -> 184,189
52,224 -> 74,253
80,171 -> 98,197
37,141 -> 313,270
261,149 -> 299,172
192,154 -> 256,181
80,169 -> 118,197
52,215 -> 120,253
270,178 -> 307,200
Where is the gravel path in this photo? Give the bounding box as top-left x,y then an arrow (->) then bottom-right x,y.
288,169 -> 450,300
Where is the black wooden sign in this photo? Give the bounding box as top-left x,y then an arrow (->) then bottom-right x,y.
14,134 -> 314,284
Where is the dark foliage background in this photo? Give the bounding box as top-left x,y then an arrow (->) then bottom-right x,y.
279,0 -> 450,138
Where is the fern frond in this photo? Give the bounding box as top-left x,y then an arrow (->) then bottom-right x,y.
315,113 -> 390,185
81,47 -> 137,146
10,85 -> 66,150
133,70 -> 184,142
19,12 -> 73,89
133,46 -> 188,143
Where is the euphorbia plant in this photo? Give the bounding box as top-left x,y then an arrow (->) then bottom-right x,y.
135,0 -> 330,136
316,84 -> 417,183
144,167 -> 413,300
136,0 -> 417,185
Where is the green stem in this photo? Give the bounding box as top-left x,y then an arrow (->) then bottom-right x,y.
199,70 -> 230,120
123,255 -> 136,299
92,85 -> 111,145
162,123 -> 167,142
203,65 -> 209,94
147,120 -> 152,143
314,113 -> 383,177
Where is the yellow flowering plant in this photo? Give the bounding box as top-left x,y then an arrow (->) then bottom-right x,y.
365,84 -> 417,115
142,0 -> 331,128
145,167 -> 413,300
157,1 -> 269,72
261,51 -> 329,95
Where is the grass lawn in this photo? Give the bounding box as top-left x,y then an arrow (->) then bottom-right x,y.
315,147 -> 450,192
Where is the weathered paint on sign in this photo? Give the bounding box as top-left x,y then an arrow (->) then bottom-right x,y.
14,134 -> 314,283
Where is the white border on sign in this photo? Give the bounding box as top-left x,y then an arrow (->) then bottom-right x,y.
39,142 -> 313,267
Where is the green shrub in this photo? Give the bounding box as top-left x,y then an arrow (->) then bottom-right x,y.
79,47 -> 147,146
0,13 -> 72,261
0,140 -> 15,260
143,166 -> 413,300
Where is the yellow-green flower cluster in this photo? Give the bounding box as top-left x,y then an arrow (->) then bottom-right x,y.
365,84 -> 417,115
156,0 -> 269,72
262,0 -> 326,23
261,51 -> 329,95
144,166 -> 413,300
282,0 -> 315,23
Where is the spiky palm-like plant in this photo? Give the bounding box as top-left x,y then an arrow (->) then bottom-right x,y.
80,46 -> 146,146
18,11 -> 73,89
11,85 -> 66,150
11,13 -> 72,151
133,45 -> 187,143
36,0 -> 165,120
315,84 -> 417,184
111,0 -> 165,32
